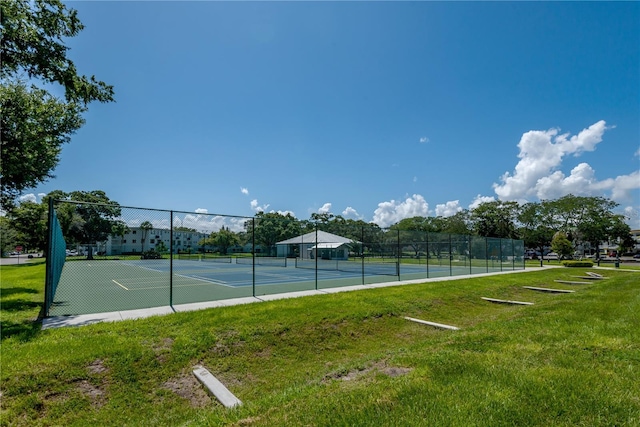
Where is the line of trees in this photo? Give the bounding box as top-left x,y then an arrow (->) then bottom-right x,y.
1,191 -> 634,261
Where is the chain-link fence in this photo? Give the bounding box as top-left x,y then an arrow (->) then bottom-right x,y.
45,200 -> 525,317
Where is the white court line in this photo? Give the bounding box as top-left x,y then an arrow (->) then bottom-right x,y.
112,279 -> 129,290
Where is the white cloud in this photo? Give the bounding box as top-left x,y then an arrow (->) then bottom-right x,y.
272,210 -> 296,217
610,170 -> 640,201
195,208 -> 208,214
342,206 -> 362,219
623,206 -> 639,229
372,194 -> 430,227
469,195 -> 496,210
240,187 -> 249,195
250,199 -> 269,213
491,120 -> 639,206
435,200 -> 462,217
318,203 -> 332,214
413,176 -> 418,183
19,193 -> 38,203
419,137 -> 429,144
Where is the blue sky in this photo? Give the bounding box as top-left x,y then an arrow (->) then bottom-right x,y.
25,1 -> 640,229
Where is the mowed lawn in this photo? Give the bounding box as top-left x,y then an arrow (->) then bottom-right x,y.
1,261 -> 639,426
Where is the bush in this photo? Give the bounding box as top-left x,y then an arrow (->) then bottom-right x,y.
561,260 -> 594,267
141,250 -> 162,259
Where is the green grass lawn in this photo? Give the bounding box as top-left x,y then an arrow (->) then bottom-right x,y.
1,262 -> 639,426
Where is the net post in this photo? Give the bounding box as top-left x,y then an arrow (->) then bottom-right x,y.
499,238 -> 503,272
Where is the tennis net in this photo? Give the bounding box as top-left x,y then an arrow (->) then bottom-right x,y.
295,258 -> 399,276
235,256 -> 287,267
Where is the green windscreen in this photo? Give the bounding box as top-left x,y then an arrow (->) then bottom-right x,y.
45,209 -> 66,314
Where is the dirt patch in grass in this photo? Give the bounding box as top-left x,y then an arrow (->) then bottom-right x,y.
162,372 -> 211,408
324,360 -> 413,383
87,359 -> 108,375
153,338 -> 174,363
76,380 -> 106,407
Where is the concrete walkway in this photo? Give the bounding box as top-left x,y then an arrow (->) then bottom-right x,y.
42,267 -> 552,329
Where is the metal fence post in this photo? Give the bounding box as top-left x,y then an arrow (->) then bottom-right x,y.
43,197 -> 55,317
252,217 -> 256,297
397,228 -> 401,279
169,210 -> 173,307
361,226 -> 365,285
426,232 -> 430,278
315,225 -> 318,290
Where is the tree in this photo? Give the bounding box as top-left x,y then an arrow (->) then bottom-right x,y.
8,200 -> 48,253
140,221 -> 153,253
54,191 -> 122,259
517,201 -> 558,266
0,216 -> 19,256
551,231 -> 573,260
550,195 -> 630,259
0,0 -> 114,210
250,212 -> 302,256
470,201 -> 519,239
212,227 -> 241,255
441,211 -> 471,236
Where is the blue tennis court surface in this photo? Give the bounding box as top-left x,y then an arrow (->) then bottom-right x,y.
118,258 -> 423,288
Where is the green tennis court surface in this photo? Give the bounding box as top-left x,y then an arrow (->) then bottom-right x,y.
48,258 -> 515,316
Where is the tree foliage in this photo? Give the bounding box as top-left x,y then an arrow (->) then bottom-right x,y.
249,212 -> 302,255
7,200 -> 48,252
53,191 -> 123,259
470,201 -> 519,239
0,0 -> 114,209
551,231 -> 574,259
202,226 -> 241,255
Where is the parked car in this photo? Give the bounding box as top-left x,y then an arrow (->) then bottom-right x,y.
545,252 -> 559,260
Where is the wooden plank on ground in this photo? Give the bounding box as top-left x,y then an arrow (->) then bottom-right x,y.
404,316 -> 460,330
481,297 -> 533,306
523,286 -> 575,293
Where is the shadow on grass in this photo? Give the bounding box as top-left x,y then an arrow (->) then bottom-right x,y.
0,287 -> 39,298
0,318 -> 42,342
0,298 -> 42,312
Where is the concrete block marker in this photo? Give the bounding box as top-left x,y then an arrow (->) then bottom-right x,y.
192,365 -> 242,408
404,316 -> 459,330
554,279 -> 591,285
572,276 -> 605,280
586,272 -> 606,279
523,286 -> 575,294
481,297 -> 533,306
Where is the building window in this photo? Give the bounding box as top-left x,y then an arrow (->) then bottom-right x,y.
132,240 -> 137,244
150,239 -> 155,244
132,230 -> 137,234
123,240 -> 126,243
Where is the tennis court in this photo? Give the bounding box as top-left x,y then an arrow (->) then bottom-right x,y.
43,200 -> 525,317
48,257 -> 464,316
